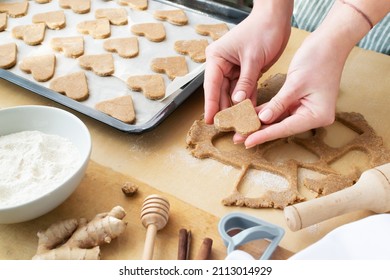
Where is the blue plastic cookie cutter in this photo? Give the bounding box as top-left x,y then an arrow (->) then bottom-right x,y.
218,212 -> 285,260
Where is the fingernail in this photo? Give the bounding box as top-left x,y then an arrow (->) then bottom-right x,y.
232,91 -> 246,103
245,144 -> 256,149
258,109 -> 273,122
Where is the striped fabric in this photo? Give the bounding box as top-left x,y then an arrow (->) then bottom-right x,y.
291,0 -> 390,54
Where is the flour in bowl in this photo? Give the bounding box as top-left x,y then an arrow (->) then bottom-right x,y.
0,130 -> 81,208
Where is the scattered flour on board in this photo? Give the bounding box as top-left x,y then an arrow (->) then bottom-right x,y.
0,130 -> 81,208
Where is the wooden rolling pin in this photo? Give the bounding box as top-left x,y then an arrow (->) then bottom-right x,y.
284,163 -> 390,231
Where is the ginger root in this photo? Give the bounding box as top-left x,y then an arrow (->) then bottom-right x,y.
32,206 -> 127,260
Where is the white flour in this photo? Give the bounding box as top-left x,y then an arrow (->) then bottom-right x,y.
0,130 -> 81,208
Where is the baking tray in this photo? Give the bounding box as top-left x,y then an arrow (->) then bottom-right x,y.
0,0 -> 250,133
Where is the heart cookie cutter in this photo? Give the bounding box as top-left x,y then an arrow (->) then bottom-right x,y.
218,212 -> 285,260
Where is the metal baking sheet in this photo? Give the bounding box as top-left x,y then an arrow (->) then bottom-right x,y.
0,0 -> 249,133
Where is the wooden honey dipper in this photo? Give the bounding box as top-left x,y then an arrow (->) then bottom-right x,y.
140,194 -> 170,260
284,163 -> 390,231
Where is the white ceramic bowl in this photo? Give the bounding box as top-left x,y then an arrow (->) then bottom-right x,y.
0,105 -> 91,224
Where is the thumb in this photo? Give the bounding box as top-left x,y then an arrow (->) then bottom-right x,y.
231,61 -> 261,104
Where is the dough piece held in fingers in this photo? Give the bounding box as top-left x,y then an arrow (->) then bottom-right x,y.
96,95 -> 136,124
103,37 -> 139,58
151,56 -> 188,80
19,54 -> 56,82
51,36 -> 84,58
78,53 -> 115,76
127,74 -> 165,100
131,22 -> 166,42
0,43 -> 17,69
50,71 -> 89,101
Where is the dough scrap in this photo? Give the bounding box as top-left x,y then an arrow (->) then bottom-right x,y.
151,56 -> 188,80
131,22 -> 166,42
103,37 -> 139,58
214,99 -> 261,136
78,53 -> 114,76
0,1 -> 29,18
95,8 -> 128,25
59,0 -> 90,14
127,74 -> 165,100
174,39 -> 208,63
12,23 -> 46,45
51,36 -> 84,58
77,18 -> 111,39
19,54 -> 56,82
32,10 -> 66,30
0,43 -> 17,69
118,0 -> 148,10
186,74 -> 390,209
96,95 -> 136,124
50,71 -> 89,101
195,23 -> 229,40
0,13 -> 7,32
153,9 -> 188,25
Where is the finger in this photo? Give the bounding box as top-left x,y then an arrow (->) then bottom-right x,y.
231,57 -> 262,104
244,113 -> 317,148
232,133 -> 246,144
203,59 -> 224,124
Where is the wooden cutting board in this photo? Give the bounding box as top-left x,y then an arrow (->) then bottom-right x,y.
0,160 -> 293,260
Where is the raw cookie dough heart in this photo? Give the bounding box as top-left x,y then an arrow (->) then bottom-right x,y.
50,71 -> 89,101
78,53 -> 114,76
77,19 -> 110,39
95,95 -> 136,124
0,1 -> 29,18
131,22 -> 166,42
103,37 -> 138,58
153,9 -> 188,25
151,56 -> 188,80
19,54 -> 56,82
0,43 -> 17,69
118,0 -> 148,10
59,0 -> 90,14
12,23 -> 46,45
51,36 -> 84,58
32,10 -> 66,30
214,99 -> 261,136
195,23 -> 229,41
95,8 -> 128,25
0,13 -> 7,31
174,39 -> 208,63
127,74 -> 165,100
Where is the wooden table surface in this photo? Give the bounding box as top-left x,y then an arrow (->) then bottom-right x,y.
0,27 -> 389,260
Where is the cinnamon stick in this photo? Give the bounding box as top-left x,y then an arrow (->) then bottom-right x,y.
195,237 -> 213,260
178,228 -> 189,260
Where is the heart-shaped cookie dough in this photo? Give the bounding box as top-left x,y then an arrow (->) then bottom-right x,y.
103,37 -> 138,58
0,13 -> 7,31
0,43 -> 17,69
59,0 -> 90,14
153,9 -> 188,26
50,71 -> 89,101
118,0 -> 148,10
96,95 -> 136,124
51,36 -> 84,58
12,23 -> 46,45
77,18 -> 110,39
19,54 -> 56,82
174,39 -> 208,63
0,1 -> 29,18
79,53 -> 114,76
32,10 -> 66,30
151,56 -> 188,80
214,99 -> 261,136
95,8 -> 128,25
131,22 -> 166,42
127,74 -> 165,100
195,23 -> 229,41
